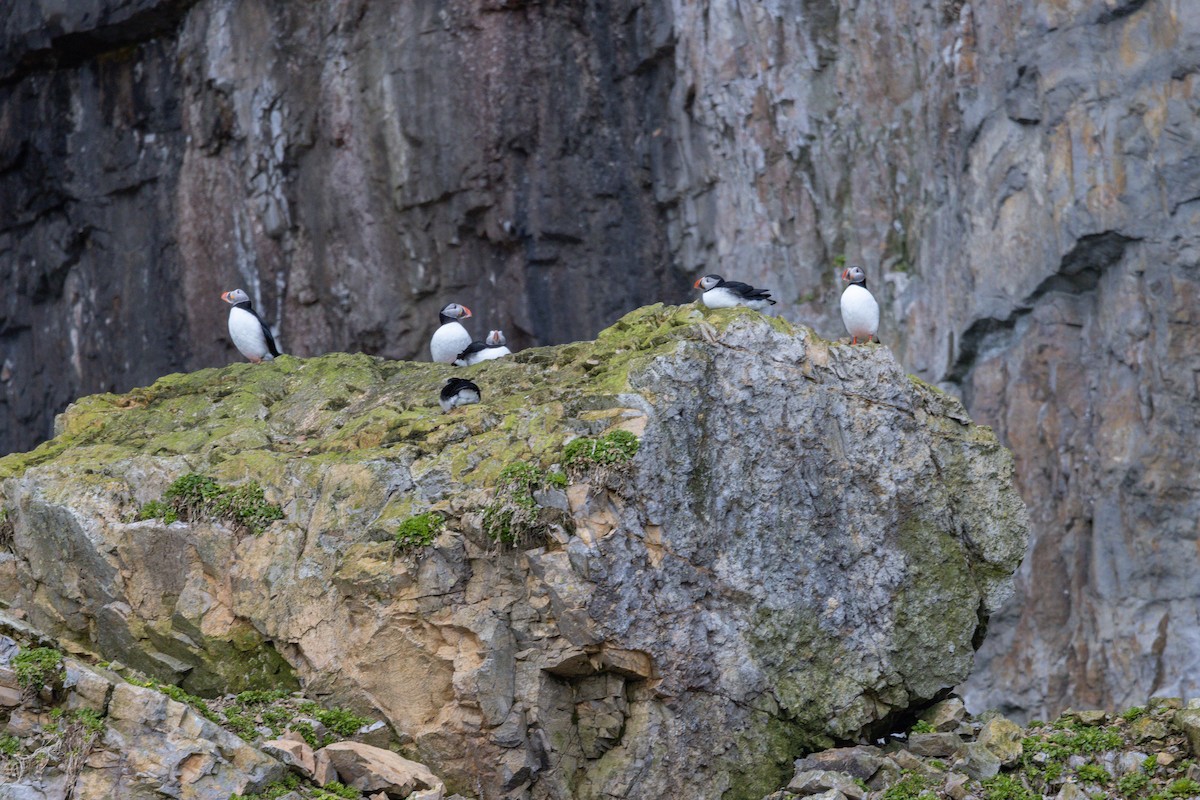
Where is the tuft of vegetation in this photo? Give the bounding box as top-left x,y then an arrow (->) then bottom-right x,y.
562,429 -> 639,475
296,702 -> 371,738
13,647 -> 65,694
881,771 -> 934,800
128,677 -> 219,721
1075,763 -> 1110,784
136,473 -> 284,535
0,733 -> 19,755
981,774 -> 1037,800
482,462 -> 548,545
910,719 -> 936,734
394,512 -> 443,550
231,773 -> 300,800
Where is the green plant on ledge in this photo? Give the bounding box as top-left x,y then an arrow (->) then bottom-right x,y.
13,646 -> 65,695
483,462 -> 548,545
562,429 -> 639,476
395,512 -> 444,550
135,473 -> 284,535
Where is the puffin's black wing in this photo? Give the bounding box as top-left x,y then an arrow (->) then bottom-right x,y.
721,280 -> 776,303
456,340 -> 488,362
441,377 -> 480,401
241,302 -> 282,356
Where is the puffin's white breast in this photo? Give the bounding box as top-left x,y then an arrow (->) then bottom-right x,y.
477,346 -> 511,361
701,288 -> 742,309
228,307 -> 273,360
840,284 -> 880,339
431,322 -> 473,363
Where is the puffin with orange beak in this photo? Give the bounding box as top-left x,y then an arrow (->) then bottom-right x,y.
221,289 -> 281,363
693,274 -> 776,310
839,266 -> 879,344
430,302 -> 474,363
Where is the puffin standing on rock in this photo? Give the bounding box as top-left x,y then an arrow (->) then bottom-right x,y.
440,378 -> 481,412
694,275 -> 777,310
221,289 -> 281,363
430,303 -> 473,363
454,329 -> 512,366
840,266 -> 880,345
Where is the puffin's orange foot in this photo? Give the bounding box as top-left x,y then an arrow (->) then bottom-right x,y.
851,336 -> 858,345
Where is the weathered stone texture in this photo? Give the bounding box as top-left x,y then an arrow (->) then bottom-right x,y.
0,306 -> 1028,800
2,0 -> 1197,729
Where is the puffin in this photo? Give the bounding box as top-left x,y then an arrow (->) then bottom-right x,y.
221,289 -> 281,363
840,266 -> 880,345
694,275 -> 777,310
440,378 -> 481,412
454,329 -> 512,366
430,303 -> 473,363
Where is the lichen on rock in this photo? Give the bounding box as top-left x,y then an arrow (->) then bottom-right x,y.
0,304 -> 1028,799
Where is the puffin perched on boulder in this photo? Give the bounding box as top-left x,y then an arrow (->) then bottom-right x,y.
221,289 -> 280,363
430,303 -> 473,363
694,274 -> 776,310
440,378 -> 481,412
840,266 -> 880,345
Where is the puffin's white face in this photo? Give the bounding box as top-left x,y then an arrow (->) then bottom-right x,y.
486,330 -> 506,346
694,275 -> 723,291
842,266 -> 867,283
221,289 -> 250,305
440,303 -> 472,320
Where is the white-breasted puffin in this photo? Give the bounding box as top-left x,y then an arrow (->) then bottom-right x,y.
221,289 -> 281,363
454,329 -> 512,366
840,266 -> 880,345
430,302 -> 473,363
440,378 -> 481,412
694,274 -> 777,310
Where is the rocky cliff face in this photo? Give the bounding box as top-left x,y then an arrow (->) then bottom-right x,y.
0,306 -> 1029,799
2,0 -> 1195,723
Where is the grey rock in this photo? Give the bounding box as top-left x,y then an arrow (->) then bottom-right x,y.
793,746 -> 884,781
786,769 -> 865,799
907,732 -> 965,758
955,742 -> 1001,781
1173,708 -> 1200,756
922,697 -> 968,732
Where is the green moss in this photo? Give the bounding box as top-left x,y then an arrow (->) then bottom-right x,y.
13,647 -> 64,692
911,719 -> 936,733
296,701 -> 371,738
134,499 -> 178,524
0,733 -> 19,755
881,771 -> 935,800
562,429 -> 639,474
394,512 -> 443,550
136,473 -> 283,535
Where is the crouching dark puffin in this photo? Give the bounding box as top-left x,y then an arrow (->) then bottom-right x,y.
431,303 -> 473,363
221,289 -> 281,363
694,274 -> 777,310
440,378 -> 481,412
840,266 -> 880,344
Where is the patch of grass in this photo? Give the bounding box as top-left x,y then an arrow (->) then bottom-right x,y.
296,702 -> 370,738
911,719 -> 936,734
394,512 -> 443,550
546,470 -> 568,489
234,689 -> 292,705
562,430 -> 639,474
1142,754 -> 1158,773
313,783 -> 359,800
981,774 -> 1037,800
482,462 -> 546,545
0,733 -> 20,755
1167,778 -> 1200,798
136,473 -> 284,535
74,708 -> 106,734
231,773 -> 300,800
1119,771 -> 1150,797
881,771 -> 934,800
134,499 -> 178,524
1076,764 -> 1110,784
13,647 -> 64,693
1121,706 -> 1147,722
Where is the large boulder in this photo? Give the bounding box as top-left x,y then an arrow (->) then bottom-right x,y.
0,305 -> 1028,799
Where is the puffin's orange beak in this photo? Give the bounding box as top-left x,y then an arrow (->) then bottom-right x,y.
693,278 -> 702,288
461,306 -> 473,318
220,291 -> 232,303
840,269 -> 849,282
